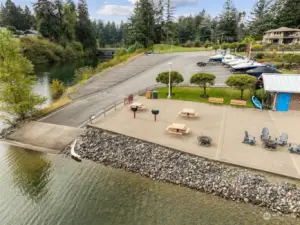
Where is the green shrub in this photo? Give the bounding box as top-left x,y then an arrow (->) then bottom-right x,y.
194,40 -> 201,47
64,45 -> 77,60
115,48 -> 127,56
273,62 -> 284,69
252,44 -> 263,51
75,66 -> 95,82
20,36 -> 82,64
254,53 -> 264,59
51,79 -> 65,99
127,42 -> 144,53
6,26 -> 16,34
184,40 -> 194,47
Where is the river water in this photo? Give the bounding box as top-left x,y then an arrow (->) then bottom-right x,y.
0,144 -> 299,225
0,58 -> 299,224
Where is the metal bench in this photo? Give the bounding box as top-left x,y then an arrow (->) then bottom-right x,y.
208,97 -> 224,104
230,99 -> 246,106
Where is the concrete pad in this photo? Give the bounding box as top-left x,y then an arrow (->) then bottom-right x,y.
93,97 -> 300,179
8,121 -> 83,152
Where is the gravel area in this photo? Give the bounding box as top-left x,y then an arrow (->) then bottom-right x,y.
67,127 -> 300,217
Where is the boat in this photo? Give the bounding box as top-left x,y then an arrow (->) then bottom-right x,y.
227,58 -> 250,66
209,54 -> 224,62
71,139 -> 82,162
232,62 -> 263,72
246,66 -> 282,78
252,96 -> 262,109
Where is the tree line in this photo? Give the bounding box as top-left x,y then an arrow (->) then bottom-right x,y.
1,0 -> 300,52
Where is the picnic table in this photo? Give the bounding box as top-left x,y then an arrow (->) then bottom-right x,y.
178,108 -> 198,118
166,123 -> 190,135
130,102 -> 146,111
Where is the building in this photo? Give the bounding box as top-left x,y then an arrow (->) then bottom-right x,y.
263,74 -> 300,111
263,27 -> 300,45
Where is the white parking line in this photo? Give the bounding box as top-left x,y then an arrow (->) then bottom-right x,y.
216,108 -> 227,160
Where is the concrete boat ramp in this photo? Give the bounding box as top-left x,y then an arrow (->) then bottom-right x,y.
3,121 -> 82,153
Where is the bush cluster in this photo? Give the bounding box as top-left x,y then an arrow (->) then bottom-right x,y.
20,36 -> 84,64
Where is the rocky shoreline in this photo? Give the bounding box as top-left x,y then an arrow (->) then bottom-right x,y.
69,127 -> 300,217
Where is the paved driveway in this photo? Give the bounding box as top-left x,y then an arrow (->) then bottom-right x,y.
40,52 -> 231,127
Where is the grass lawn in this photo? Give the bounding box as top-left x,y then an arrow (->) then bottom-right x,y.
156,87 -> 254,108
153,44 -> 211,53
280,69 -> 299,74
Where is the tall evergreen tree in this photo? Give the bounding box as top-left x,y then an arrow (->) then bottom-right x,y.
154,0 -> 165,43
165,0 -> 175,42
24,6 -> 35,30
248,0 -> 274,39
34,0 -> 60,41
275,0 -> 300,28
76,0 -> 97,53
129,0 -> 155,47
63,1 -> 77,41
217,0 -> 240,42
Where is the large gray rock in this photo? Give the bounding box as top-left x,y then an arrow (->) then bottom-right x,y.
68,127 -> 300,217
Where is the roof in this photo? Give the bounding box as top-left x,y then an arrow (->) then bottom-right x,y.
266,27 -> 300,33
263,74 -> 300,93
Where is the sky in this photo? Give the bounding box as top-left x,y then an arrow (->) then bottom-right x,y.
3,0 -> 257,24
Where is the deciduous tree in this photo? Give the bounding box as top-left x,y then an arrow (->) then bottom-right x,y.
225,75 -> 256,100
0,30 -> 46,120
156,71 -> 184,95
190,73 -> 216,97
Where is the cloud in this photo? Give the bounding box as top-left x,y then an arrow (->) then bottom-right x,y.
173,0 -> 198,7
128,0 -> 198,7
97,5 -> 133,16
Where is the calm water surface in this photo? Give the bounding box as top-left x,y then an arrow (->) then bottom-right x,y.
0,144 -> 299,225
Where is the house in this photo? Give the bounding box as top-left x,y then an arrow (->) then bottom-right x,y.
263,74 -> 300,111
262,27 -> 300,45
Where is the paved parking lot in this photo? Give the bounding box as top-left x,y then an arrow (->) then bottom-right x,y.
93,97 -> 300,179
41,52 -> 232,127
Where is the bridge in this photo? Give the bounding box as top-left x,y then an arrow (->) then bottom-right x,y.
96,48 -> 118,58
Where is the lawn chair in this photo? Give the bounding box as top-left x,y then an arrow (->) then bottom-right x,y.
242,131 -> 256,146
260,127 -> 270,141
276,133 -> 288,146
288,144 -> 300,154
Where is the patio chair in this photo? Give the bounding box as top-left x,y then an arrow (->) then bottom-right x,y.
260,127 -> 270,141
276,132 -> 288,146
288,144 -> 300,154
242,131 -> 256,146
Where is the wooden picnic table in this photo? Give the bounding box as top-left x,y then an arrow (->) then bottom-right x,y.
166,123 -> 190,135
178,108 -> 198,118
130,102 -> 146,111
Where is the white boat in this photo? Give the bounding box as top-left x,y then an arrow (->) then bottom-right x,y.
232,62 -> 263,72
209,54 -> 224,61
222,55 -> 243,64
227,59 -> 251,66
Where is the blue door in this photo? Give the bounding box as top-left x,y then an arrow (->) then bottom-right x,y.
276,93 -> 291,111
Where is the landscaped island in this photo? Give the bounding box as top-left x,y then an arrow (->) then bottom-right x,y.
65,127 -> 300,218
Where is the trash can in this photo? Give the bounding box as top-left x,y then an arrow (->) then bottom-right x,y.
146,91 -> 152,99
152,91 -> 158,99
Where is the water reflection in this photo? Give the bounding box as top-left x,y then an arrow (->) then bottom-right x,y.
7,147 -> 51,202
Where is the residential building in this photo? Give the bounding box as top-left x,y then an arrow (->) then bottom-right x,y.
263,27 -> 300,45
